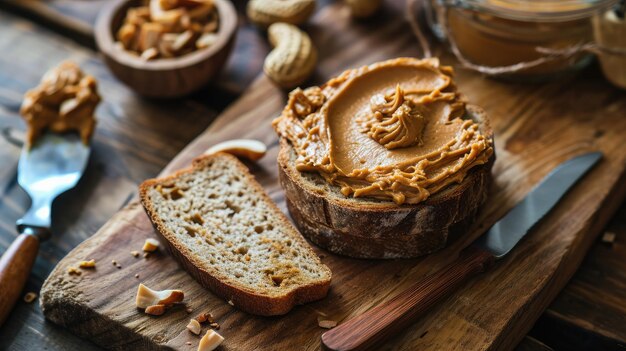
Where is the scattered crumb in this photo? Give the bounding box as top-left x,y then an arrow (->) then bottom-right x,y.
135,274 -> 140,279
111,259 -> 124,269
67,267 -> 81,275
143,252 -> 150,259
318,319 -> 337,329
186,341 -> 192,345
209,322 -> 220,330
143,238 -> 159,252
227,300 -> 234,306
602,231 -> 616,244
186,307 -> 193,313
23,292 -> 38,303
131,250 -> 140,257
79,259 -> 96,269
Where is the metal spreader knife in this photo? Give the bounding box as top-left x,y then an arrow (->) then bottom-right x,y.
321,152 -> 603,351
0,132 -> 90,327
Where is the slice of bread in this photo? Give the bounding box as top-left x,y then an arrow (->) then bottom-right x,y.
139,153 -> 331,316
278,105 -> 495,259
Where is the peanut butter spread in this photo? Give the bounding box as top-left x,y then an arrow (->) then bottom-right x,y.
20,61 -> 100,146
273,57 -> 493,205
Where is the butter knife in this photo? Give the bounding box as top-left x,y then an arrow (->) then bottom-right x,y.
321,151 -> 603,351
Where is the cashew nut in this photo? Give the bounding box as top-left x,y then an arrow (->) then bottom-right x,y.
204,139 -> 267,161
264,23 -> 317,88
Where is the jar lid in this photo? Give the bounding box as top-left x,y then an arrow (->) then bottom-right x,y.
457,0 -> 620,21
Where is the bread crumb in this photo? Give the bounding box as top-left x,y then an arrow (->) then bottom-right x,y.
131,250 -> 140,257
79,259 -> 96,268
187,319 -> 202,335
143,252 -> 150,258
186,307 -> 193,313
209,322 -> 220,330
23,292 -> 38,303
227,300 -> 234,306
143,238 -> 159,252
67,267 -> 81,275
602,231 -> 616,244
186,341 -> 192,345
135,274 -> 140,278
318,319 -> 337,329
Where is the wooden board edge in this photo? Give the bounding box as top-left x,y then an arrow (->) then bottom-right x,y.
39,203 -> 166,350
492,169 -> 626,351
42,293 -> 163,351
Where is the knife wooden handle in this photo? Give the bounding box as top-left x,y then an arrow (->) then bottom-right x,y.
0,234 -> 39,326
321,246 -> 495,351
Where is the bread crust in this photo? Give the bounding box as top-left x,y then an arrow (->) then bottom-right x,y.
139,153 -> 331,316
277,105 -> 495,258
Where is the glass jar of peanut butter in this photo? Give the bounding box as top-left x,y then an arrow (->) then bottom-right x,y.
424,0 -> 620,81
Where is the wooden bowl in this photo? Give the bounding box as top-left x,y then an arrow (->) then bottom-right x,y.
95,0 -> 237,98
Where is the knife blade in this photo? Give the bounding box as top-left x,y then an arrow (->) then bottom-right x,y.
474,151 -> 602,258
321,152 -> 603,351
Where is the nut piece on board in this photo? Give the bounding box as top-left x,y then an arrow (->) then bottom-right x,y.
67,267 -> 82,275
135,283 -> 184,309
143,238 -> 160,252
318,319 -> 337,329
204,139 -> 267,161
145,304 -> 166,316
247,0 -> 315,27
187,318 -> 202,335
264,22 -> 317,88
602,231 -> 616,244
198,329 -> 224,351
78,259 -> 96,268
195,312 -> 214,323
23,292 -> 38,303
346,0 -> 382,18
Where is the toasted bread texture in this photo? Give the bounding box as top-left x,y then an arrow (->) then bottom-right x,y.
278,105 -> 495,258
139,153 -> 331,316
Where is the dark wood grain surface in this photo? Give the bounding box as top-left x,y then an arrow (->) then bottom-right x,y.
0,9 -> 217,350
0,1 -> 624,350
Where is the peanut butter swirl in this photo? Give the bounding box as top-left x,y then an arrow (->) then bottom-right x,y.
359,84 -> 426,150
273,57 -> 493,205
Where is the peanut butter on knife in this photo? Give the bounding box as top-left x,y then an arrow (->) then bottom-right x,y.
19,61 -> 100,146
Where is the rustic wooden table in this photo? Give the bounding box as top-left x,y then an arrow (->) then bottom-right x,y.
0,1 -> 624,350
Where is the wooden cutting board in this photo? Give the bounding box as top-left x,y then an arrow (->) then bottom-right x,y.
39,2 -> 626,350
